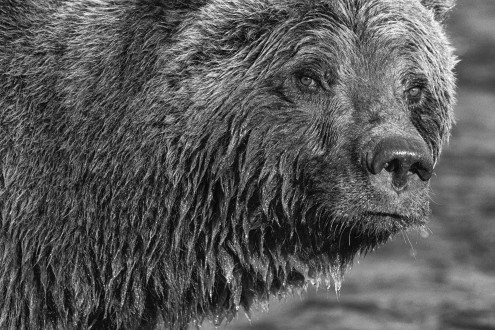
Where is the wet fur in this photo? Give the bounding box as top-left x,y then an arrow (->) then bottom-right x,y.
0,0 -> 456,328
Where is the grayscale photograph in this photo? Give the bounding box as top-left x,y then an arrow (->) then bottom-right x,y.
1,0 -> 494,329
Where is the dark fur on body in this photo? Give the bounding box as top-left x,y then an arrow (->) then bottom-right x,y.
0,0 -> 456,329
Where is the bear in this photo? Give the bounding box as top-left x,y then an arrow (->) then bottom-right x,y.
0,0 -> 456,329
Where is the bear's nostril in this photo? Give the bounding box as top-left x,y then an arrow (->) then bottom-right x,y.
384,160 -> 400,173
409,162 -> 434,181
365,136 -> 434,189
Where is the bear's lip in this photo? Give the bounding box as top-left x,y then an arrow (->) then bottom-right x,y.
363,211 -> 425,224
364,211 -> 427,231
364,211 -> 407,220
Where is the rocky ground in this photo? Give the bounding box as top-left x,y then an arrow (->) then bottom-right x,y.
196,1 -> 495,329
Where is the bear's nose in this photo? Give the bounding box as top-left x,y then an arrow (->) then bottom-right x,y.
365,136 -> 434,190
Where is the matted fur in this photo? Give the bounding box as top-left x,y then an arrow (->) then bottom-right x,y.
0,0 -> 456,329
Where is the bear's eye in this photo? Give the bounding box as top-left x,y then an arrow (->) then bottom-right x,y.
299,76 -> 317,88
297,74 -> 318,91
406,86 -> 423,103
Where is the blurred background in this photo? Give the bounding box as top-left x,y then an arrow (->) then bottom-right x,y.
197,1 -> 495,329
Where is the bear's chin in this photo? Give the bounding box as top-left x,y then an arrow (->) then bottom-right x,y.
326,212 -> 428,255
291,211 -> 428,289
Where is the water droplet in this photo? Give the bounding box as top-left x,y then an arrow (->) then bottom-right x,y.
192,318 -> 202,329
419,226 -> 430,238
244,310 -> 252,324
331,256 -> 345,298
213,314 -> 224,327
333,276 -> 342,298
409,248 -> 417,259
233,286 -> 242,309
313,277 -> 321,291
325,277 -> 332,291
260,300 -> 269,312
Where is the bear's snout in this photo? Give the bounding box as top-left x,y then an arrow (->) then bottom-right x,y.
364,135 -> 434,192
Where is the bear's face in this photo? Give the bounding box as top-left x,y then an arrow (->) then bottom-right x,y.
247,0 -> 457,259
163,0 -> 456,314
174,0 -> 455,254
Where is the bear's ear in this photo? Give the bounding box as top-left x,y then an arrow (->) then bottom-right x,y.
421,0 -> 455,22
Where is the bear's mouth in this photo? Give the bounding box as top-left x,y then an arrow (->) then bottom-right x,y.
365,211 -> 405,219
363,211 -> 427,228
363,211 -> 423,226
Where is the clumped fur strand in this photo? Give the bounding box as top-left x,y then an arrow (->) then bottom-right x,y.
1,0 -> 456,329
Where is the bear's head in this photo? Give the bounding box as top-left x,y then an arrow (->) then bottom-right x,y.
147,0 -> 457,324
